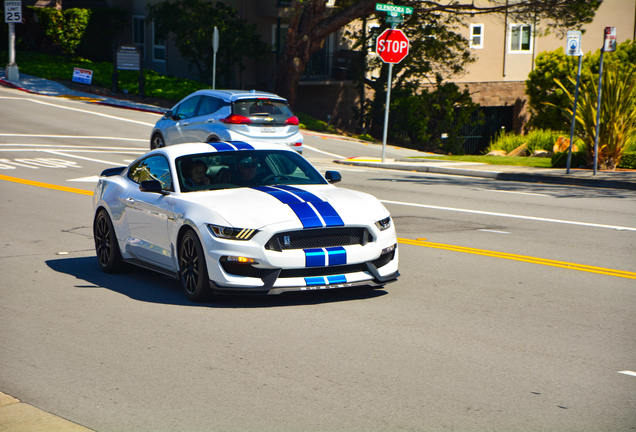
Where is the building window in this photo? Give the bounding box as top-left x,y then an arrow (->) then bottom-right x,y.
153,22 -> 166,62
470,24 -> 484,49
271,24 -> 288,53
509,24 -> 532,53
133,16 -> 145,58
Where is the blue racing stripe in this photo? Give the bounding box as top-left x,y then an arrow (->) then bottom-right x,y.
230,141 -> 255,150
305,248 -> 326,267
253,186 -> 302,204
311,201 -> 344,227
326,247 -> 346,266
305,276 -> 326,286
327,275 -> 347,284
276,185 -> 321,202
288,202 -> 322,228
209,142 -> 235,152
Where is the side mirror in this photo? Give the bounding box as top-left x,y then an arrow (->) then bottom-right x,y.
140,180 -> 168,194
325,171 -> 342,184
164,110 -> 173,119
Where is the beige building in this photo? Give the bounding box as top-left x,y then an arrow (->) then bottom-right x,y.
456,0 -> 635,147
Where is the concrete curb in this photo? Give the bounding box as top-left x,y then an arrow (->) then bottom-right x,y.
335,160 -> 636,190
0,392 -> 93,432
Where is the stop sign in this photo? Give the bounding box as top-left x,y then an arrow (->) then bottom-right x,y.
376,29 -> 409,64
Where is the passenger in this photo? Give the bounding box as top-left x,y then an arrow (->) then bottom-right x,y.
216,167 -> 232,184
184,160 -> 210,187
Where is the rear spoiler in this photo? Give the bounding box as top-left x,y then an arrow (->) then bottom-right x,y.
100,167 -> 126,177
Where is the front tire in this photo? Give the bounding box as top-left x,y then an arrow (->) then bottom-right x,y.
151,133 -> 165,150
94,209 -> 123,273
179,230 -> 212,302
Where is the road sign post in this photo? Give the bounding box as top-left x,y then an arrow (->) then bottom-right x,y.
5,0 -> 21,81
593,27 -> 616,175
565,31 -> 582,174
376,28 -> 409,162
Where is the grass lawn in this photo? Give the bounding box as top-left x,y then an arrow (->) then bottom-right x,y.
405,155 -> 553,168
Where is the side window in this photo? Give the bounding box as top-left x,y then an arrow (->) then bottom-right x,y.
128,155 -> 173,190
174,96 -> 201,120
197,96 -> 221,117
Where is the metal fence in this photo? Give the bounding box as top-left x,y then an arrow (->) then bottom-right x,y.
301,51 -> 363,82
457,106 -> 514,155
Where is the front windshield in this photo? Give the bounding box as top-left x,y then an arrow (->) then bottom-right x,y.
176,150 -> 328,192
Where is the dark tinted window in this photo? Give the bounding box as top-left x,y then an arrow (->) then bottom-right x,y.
128,155 -> 173,190
197,96 -> 229,117
176,150 -> 326,192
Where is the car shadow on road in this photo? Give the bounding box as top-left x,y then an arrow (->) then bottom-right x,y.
46,256 -> 388,308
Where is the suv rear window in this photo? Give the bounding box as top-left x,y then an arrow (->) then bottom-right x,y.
233,99 -> 293,124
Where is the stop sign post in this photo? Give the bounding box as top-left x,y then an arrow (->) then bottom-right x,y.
376,28 -> 410,161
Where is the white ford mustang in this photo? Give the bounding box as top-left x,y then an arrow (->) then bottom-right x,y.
93,141 -> 399,301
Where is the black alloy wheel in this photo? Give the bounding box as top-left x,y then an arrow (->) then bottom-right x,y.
179,230 -> 212,302
151,134 -> 165,150
94,209 -> 123,273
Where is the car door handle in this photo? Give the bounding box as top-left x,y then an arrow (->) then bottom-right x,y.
206,119 -> 215,123
126,197 -> 135,203
182,121 -> 190,126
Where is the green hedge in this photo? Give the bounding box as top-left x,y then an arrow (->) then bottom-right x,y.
619,152 -> 636,169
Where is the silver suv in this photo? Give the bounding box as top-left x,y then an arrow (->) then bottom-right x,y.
150,89 -> 303,152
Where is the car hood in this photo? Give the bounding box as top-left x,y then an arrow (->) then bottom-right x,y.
179,184 -> 388,229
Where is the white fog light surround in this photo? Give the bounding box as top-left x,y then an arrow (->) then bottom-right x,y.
208,225 -> 259,240
375,216 -> 392,231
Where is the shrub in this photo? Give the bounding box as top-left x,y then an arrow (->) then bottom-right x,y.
486,130 -> 526,154
551,151 -> 589,168
29,7 -> 91,55
296,112 -> 334,133
619,152 -> 636,169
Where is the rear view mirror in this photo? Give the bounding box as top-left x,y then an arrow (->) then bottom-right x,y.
164,110 -> 173,119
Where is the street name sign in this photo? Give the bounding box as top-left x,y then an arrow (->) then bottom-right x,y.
375,3 -> 413,15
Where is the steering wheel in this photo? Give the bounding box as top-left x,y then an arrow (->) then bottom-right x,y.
258,174 -> 291,186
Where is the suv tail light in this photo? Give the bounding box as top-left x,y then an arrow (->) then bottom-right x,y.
221,114 -> 252,124
285,116 -> 300,126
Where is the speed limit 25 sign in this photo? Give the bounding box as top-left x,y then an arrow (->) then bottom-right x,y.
4,0 -> 21,23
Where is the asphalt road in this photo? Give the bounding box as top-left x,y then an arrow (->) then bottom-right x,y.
1,86 -> 635,431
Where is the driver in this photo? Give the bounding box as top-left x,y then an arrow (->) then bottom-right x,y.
235,157 -> 260,186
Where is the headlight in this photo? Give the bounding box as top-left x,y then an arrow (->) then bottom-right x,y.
208,225 -> 259,240
375,216 -> 392,231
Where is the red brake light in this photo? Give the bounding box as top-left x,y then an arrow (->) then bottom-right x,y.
285,116 -> 299,126
222,114 -> 252,124
293,142 -> 302,147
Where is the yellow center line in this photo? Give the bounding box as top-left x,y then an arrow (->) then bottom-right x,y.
398,238 -> 636,280
0,174 -> 93,196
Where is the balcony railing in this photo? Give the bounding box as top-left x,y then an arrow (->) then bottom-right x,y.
300,51 -> 363,82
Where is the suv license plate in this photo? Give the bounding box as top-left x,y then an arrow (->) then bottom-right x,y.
261,126 -> 275,133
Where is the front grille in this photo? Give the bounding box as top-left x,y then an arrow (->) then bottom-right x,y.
265,227 -> 371,251
220,250 -> 394,279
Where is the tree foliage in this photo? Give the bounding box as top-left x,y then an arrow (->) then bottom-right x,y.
526,40 -> 636,131
146,0 -> 267,87
272,0 -> 602,107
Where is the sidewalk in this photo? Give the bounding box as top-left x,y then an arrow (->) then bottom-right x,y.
0,68 -> 165,114
2,68 -> 635,191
